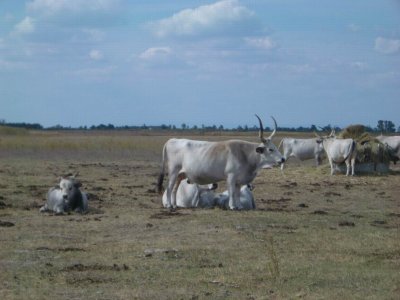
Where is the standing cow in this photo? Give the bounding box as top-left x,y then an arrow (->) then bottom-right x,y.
376,134 -> 400,164
278,137 -> 324,170
162,180 -> 218,208
315,131 -> 357,176
40,175 -> 88,214
157,115 -> 285,210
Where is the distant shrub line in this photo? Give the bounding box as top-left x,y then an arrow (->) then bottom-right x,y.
0,120 -> 397,133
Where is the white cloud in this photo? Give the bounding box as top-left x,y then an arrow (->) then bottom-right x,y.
350,61 -> 367,71
245,36 -> 276,50
89,49 -> 103,60
72,66 -> 115,80
27,0 -> 119,16
150,0 -> 256,38
139,47 -> 172,60
82,28 -> 105,42
3,12 -> 14,22
348,23 -> 360,32
374,37 -> 400,54
13,17 -> 35,35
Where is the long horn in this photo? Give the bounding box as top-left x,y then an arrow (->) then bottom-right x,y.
314,131 -> 321,138
255,114 -> 266,143
268,116 -> 277,140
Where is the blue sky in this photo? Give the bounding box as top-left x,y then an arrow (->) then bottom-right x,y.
1,0 -> 399,129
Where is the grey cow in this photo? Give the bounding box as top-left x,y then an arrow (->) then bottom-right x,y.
215,184 -> 256,210
278,137 -> 325,170
40,175 -> 88,214
376,134 -> 400,164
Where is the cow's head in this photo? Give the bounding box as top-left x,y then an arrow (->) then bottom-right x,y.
315,129 -> 336,144
255,114 -> 285,167
58,175 -> 82,201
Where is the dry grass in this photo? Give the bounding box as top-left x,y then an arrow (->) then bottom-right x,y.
0,131 -> 399,299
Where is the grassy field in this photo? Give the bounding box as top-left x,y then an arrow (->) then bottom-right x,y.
0,129 -> 399,299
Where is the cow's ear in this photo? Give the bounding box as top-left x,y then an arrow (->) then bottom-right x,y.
74,181 -> 82,188
256,146 -> 265,154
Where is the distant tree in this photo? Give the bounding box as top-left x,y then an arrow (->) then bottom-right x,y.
218,125 -> 224,131
377,120 -> 384,133
181,123 -> 187,130
386,120 -> 395,133
377,120 -> 395,133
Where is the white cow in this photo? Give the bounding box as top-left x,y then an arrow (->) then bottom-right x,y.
40,175 -> 88,214
376,134 -> 400,164
162,180 -> 218,208
157,115 -> 285,210
278,137 -> 324,170
315,131 -> 357,176
215,184 -> 256,210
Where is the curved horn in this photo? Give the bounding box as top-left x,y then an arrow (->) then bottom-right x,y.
255,114 -> 266,143
268,116 -> 277,140
314,131 -> 321,138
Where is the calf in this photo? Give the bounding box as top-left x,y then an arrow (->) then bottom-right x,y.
215,184 -> 256,210
162,179 -> 217,208
40,175 -> 88,214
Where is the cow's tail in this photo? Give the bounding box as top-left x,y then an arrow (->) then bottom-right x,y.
344,140 -> 357,162
156,143 -> 168,195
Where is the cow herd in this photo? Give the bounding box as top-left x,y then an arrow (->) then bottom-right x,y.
39,116 -> 400,213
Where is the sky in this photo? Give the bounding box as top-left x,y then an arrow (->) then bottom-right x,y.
1,0 -> 400,129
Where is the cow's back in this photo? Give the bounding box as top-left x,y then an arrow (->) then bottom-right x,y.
46,188 -> 65,213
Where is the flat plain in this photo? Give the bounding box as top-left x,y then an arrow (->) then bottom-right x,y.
0,129 -> 399,299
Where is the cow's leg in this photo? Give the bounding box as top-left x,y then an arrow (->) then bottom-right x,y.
166,171 -> 179,209
227,174 -> 239,210
328,157 -> 335,175
234,184 -> 242,209
350,157 -> 356,176
315,155 -> 322,167
345,160 -> 350,176
172,173 -> 186,208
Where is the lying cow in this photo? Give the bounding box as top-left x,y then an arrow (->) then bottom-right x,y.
278,137 -> 324,170
215,184 -> 256,210
375,134 -> 400,164
40,175 -> 88,214
315,130 -> 357,176
162,179 -> 218,208
158,115 -> 284,210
